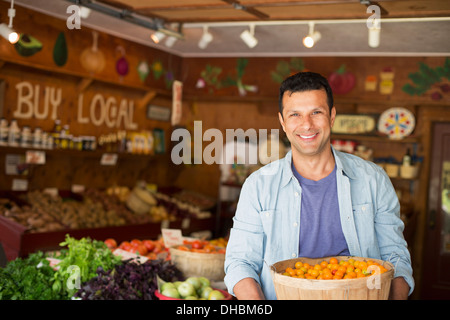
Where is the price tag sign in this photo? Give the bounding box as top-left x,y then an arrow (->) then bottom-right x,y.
100,153 -> 118,166
112,248 -> 148,264
26,150 -> 46,164
12,179 -> 28,191
71,184 -> 85,193
161,228 -> 183,247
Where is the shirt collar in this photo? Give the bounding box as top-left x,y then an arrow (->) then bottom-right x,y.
280,145 -> 356,188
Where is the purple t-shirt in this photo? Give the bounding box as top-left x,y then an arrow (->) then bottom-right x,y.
292,163 -> 350,258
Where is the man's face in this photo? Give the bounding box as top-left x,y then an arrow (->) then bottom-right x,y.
278,89 -> 336,158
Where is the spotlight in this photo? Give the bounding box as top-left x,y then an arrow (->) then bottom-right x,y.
79,6 -> 91,19
303,22 -> 321,48
368,27 -> 380,48
1,0 -> 19,44
151,31 -> 166,44
198,26 -> 213,49
0,23 -> 19,44
165,36 -> 177,48
240,24 -> 258,48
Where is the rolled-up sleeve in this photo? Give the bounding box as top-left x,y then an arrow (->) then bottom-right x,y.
224,176 -> 265,296
375,167 -> 415,295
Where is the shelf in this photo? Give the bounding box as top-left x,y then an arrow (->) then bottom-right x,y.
0,146 -> 166,161
331,134 -> 421,143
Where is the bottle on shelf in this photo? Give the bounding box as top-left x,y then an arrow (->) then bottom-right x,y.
20,126 -> 32,148
52,119 -> 62,149
402,148 -> 412,166
0,118 -> 8,146
8,119 -> 20,147
33,127 -> 42,148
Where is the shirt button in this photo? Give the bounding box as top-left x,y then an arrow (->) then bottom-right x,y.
292,253 -> 296,258
362,206 -> 366,211
294,192 -> 299,197
293,222 -> 298,227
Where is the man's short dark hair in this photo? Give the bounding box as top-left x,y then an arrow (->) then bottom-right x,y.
278,72 -> 334,117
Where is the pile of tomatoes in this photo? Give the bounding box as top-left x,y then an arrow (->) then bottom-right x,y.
175,239 -> 226,254
281,257 -> 389,280
104,238 -> 168,260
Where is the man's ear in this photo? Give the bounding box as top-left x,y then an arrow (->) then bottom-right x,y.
330,107 -> 336,127
278,112 -> 286,133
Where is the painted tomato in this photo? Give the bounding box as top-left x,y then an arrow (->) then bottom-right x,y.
328,65 -> 356,95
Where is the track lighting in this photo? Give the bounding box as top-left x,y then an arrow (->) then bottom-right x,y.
367,16 -> 381,48
303,22 -> 321,48
240,24 -> 258,48
198,26 -> 213,49
368,27 -> 380,48
0,23 -> 19,44
79,6 -> 92,19
1,0 -> 18,44
165,36 -> 177,47
150,31 -> 166,44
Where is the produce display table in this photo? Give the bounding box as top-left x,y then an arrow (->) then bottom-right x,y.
0,188 -> 216,261
0,215 -> 215,261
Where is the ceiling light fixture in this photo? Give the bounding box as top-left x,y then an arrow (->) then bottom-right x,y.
1,0 -> 19,44
303,22 -> 321,48
240,24 -> 258,48
79,6 -> 92,19
367,15 -> 381,48
0,23 -> 18,44
198,26 -> 213,49
368,27 -> 380,48
150,31 -> 166,43
165,36 -> 177,47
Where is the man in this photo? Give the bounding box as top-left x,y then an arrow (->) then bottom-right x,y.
224,71 -> 414,300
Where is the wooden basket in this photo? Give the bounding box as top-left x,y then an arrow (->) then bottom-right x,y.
270,256 -> 394,300
169,246 -> 225,281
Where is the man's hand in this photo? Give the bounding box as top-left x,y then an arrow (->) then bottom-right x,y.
389,277 -> 410,300
233,278 -> 266,300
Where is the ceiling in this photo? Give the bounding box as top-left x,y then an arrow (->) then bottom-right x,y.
10,0 -> 450,57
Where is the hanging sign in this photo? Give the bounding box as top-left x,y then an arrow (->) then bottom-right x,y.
171,80 -> 183,126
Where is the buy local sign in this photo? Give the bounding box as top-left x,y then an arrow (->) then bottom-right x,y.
11,80 -> 138,130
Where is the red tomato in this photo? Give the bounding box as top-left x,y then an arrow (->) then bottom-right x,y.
142,240 -> 155,252
191,240 -> 203,249
119,241 -> 131,251
104,238 -> 117,249
134,244 -> 148,256
130,239 -> 142,246
153,243 -> 163,254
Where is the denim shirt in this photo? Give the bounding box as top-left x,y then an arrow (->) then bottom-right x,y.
224,147 -> 414,300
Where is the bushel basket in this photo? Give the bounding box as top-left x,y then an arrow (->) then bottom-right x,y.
270,256 -> 394,300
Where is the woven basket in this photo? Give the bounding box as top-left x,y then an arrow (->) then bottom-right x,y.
270,256 -> 394,300
169,246 -> 225,281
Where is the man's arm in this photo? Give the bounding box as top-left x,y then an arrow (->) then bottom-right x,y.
233,278 -> 265,300
389,277 -> 410,300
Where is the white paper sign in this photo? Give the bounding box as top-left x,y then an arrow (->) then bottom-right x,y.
12,179 -> 28,191
113,248 -> 148,263
100,153 -> 118,165
26,150 -> 46,164
161,228 -> 183,247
